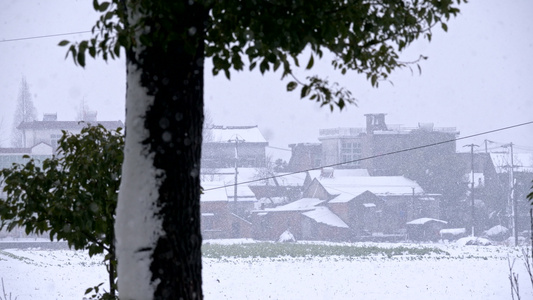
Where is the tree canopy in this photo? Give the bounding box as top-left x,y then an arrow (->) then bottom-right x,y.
63,0 -> 464,110
0,125 -> 123,299
58,1 -> 466,299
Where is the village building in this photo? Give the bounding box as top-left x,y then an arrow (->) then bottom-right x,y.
200,181 -> 253,239
248,169 -> 442,242
202,125 -> 268,168
286,143 -> 322,172
16,112 -> 123,150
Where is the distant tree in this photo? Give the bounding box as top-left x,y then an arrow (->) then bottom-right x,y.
61,1 -> 465,298
273,158 -> 288,173
254,154 -> 277,185
0,125 -> 123,299
75,98 -> 94,121
202,108 -> 215,143
11,77 -> 37,148
0,117 -> 7,147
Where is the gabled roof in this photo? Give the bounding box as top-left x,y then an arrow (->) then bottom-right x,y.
17,120 -> 124,130
201,177 -> 257,202
250,171 -> 309,187
302,207 -> 349,228
0,148 -> 30,154
406,218 -> 447,225
206,125 -> 267,144
265,198 -> 324,212
490,152 -> 533,173
200,181 -> 228,202
319,175 -> 424,203
0,142 -> 53,155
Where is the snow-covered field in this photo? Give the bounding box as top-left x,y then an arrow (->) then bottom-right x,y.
1,239 -> 532,300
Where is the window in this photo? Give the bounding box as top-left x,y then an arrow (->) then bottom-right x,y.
340,140 -> 361,166
50,134 -> 62,150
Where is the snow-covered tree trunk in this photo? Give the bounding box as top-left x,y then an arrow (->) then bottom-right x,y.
115,3 -> 205,299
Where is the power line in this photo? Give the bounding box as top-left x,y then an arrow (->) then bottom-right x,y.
0,31 -> 92,43
203,120 -> 533,191
266,145 -> 292,152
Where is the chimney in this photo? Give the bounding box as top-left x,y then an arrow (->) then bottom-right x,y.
364,113 -> 388,134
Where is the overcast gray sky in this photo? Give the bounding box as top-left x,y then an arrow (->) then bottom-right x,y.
1,0 -> 532,160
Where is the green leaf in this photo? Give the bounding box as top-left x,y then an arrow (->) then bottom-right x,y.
99,2 -> 110,12
77,50 -> 86,67
301,85 -> 310,98
286,81 -> 298,92
259,59 -> 269,74
89,46 -> 97,58
249,61 -> 257,71
306,54 -> 314,70
113,42 -> 121,58
58,40 -> 70,47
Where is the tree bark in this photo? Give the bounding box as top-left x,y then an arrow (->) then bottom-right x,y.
116,3 -> 206,299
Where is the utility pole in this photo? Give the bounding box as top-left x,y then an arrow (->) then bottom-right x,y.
484,139 -> 494,153
228,135 -> 244,203
503,143 -> 518,245
463,144 -> 479,236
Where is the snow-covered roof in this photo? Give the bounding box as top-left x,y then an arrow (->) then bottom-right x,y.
406,218 -> 447,225
490,152 -> 533,173
226,184 -> 257,202
201,180 -> 256,202
485,225 -> 508,236
0,142 -> 52,155
249,171 -> 308,187
201,167 -> 258,183
302,207 -> 349,228
201,168 -> 259,201
201,181 -> 228,202
323,176 -> 424,203
440,228 -> 466,236
17,120 -> 123,130
266,198 -> 324,212
207,125 -> 267,144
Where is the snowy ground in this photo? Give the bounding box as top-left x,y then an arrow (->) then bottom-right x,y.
1,238 -> 532,300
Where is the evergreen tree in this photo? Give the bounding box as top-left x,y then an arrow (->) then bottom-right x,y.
11,76 -> 37,148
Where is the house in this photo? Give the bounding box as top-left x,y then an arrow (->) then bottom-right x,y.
456,152 -> 505,229
0,142 -> 54,199
406,218 -> 448,241
202,125 -> 268,168
201,167 -> 259,216
489,151 -> 533,234
250,198 -> 351,242
248,170 -> 310,209
16,112 -> 123,151
283,114 -> 461,207
200,181 -> 252,239
0,142 -> 53,170
286,143 -> 322,172
304,171 -> 440,236
249,169 -> 442,242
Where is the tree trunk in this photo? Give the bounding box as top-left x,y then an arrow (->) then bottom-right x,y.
116,3 -> 206,299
